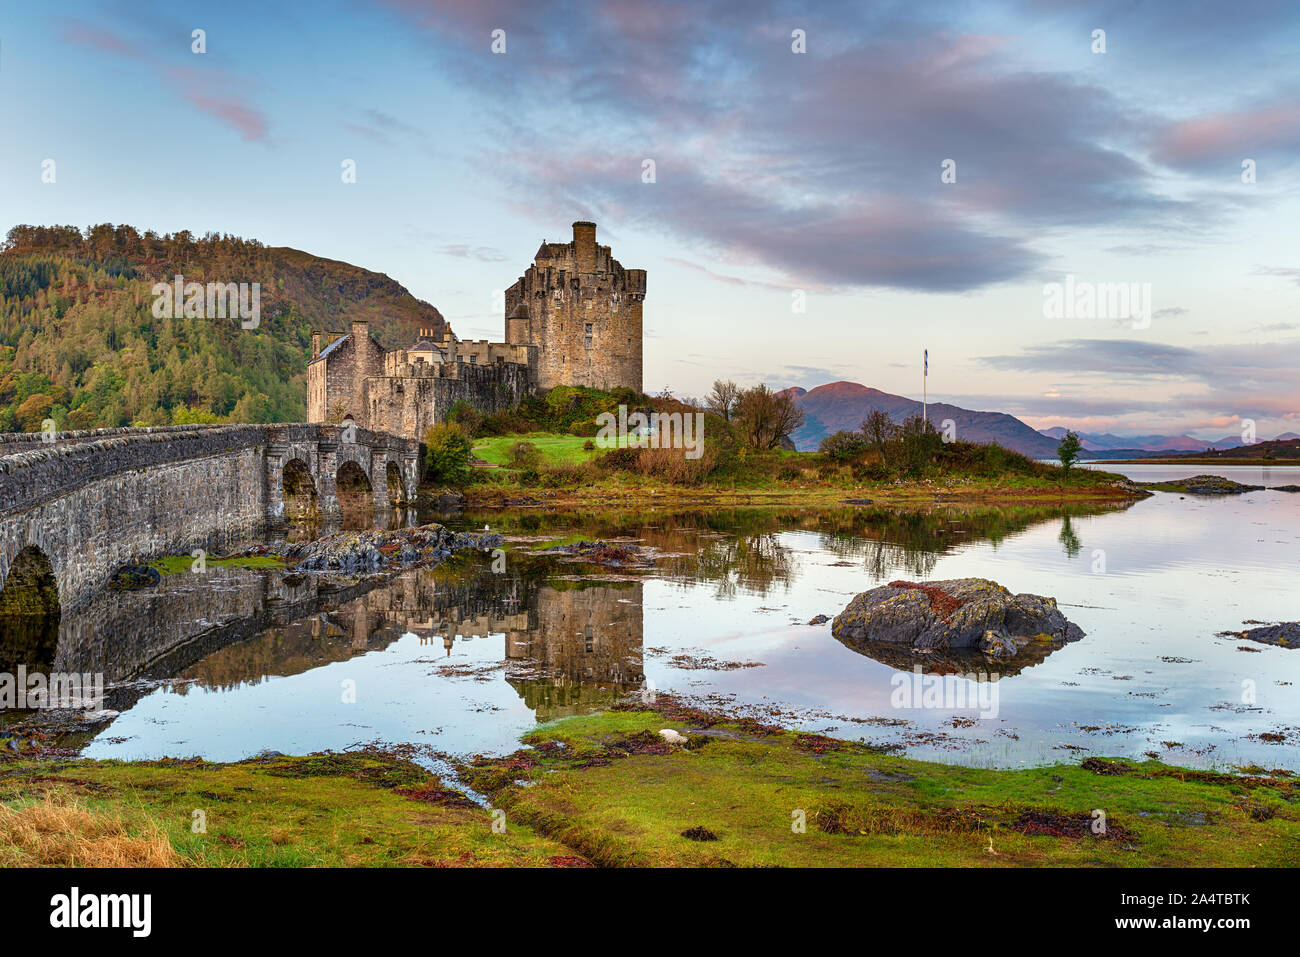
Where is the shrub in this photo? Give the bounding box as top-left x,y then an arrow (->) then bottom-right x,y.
424,423 -> 472,486
582,439 -> 596,451
539,463 -> 591,487
506,441 -> 543,469
819,430 -> 867,462
446,400 -> 483,437
594,447 -> 639,472
852,460 -> 890,482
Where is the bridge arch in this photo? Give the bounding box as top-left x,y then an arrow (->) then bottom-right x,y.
0,545 -> 61,671
336,459 -> 373,524
282,458 -> 318,520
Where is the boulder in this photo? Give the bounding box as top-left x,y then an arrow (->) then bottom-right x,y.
108,564 -> 161,590
831,578 -> 1085,659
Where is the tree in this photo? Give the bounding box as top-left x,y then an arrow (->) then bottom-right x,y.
706,380 -> 740,422
425,423 -> 472,485
734,384 -> 805,450
1057,430 -> 1082,481
770,389 -> 806,446
14,393 -> 54,433
860,409 -> 895,466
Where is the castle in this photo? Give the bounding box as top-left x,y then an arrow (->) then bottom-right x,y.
307,221 -> 645,439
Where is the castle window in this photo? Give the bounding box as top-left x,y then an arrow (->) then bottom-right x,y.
469,355 -> 477,365
584,336 -> 592,350
584,323 -> 592,333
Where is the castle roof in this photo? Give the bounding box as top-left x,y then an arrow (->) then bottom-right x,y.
313,333 -> 349,363
508,301 -> 530,319
411,339 -> 437,351
534,241 -> 552,260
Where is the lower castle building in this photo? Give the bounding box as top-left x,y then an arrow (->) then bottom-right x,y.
307,221 -> 645,439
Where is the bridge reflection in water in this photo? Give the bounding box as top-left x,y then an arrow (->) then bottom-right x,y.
36,546 -> 644,726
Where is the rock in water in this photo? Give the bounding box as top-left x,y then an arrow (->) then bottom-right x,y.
1233,622 -> 1299,649
831,578 -> 1084,659
108,564 -> 161,590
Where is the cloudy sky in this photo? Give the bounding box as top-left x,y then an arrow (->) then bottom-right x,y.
3,0 -> 1298,440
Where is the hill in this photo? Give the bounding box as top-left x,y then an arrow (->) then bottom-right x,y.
0,224 -> 449,430
782,381 -> 1060,458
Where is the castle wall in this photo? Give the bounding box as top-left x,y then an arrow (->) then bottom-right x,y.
307,359 -> 329,423
439,338 -> 539,386
365,361 -> 531,440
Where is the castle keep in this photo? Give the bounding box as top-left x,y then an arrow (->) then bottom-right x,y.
307,221 -> 644,439
504,221 -> 645,391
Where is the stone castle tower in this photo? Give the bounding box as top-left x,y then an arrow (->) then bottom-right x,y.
503,221 -> 645,391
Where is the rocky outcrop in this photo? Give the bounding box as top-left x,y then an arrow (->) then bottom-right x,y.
831,578 -> 1084,661
285,525 -> 502,574
1227,622 -> 1299,649
1141,474 -> 1263,495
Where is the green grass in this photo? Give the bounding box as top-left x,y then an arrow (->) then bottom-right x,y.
0,751 -> 571,867
150,555 -> 284,575
461,705 -> 1300,868
472,432 -> 629,467
4,707 -> 1295,867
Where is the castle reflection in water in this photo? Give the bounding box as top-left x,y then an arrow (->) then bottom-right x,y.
43,561 -> 644,722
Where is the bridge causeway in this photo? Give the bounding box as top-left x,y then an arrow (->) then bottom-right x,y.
0,423 -> 421,613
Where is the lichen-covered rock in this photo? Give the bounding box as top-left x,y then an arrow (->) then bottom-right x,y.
831,578 -> 1085,659
979,631 -> 1019,660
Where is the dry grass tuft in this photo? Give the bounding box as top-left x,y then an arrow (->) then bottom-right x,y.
0,795 -> 179,868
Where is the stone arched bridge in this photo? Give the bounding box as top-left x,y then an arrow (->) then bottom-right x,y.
0,423 -> 420,612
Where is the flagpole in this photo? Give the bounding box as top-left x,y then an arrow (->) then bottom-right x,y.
922,349 -> 927,426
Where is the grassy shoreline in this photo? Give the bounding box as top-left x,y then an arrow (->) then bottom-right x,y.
433,427 -> 1150,508
446,478 -> 1147,510
2,701 -> 1294,867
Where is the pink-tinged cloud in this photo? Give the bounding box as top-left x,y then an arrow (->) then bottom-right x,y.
59,19 -> 145,60
1151,102 -> 1300,168
165,67 -> 269,143
62,20 -> 270,144
180,89 -> 270,143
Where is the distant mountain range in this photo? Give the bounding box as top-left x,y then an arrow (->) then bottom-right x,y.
780,382 -> 1061,458
778,380 -> 1298,460
1037,426 -> 1300,454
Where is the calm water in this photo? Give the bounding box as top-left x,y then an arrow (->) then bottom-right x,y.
16,486 -> 1298,773
1085,462 -> 1300,488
